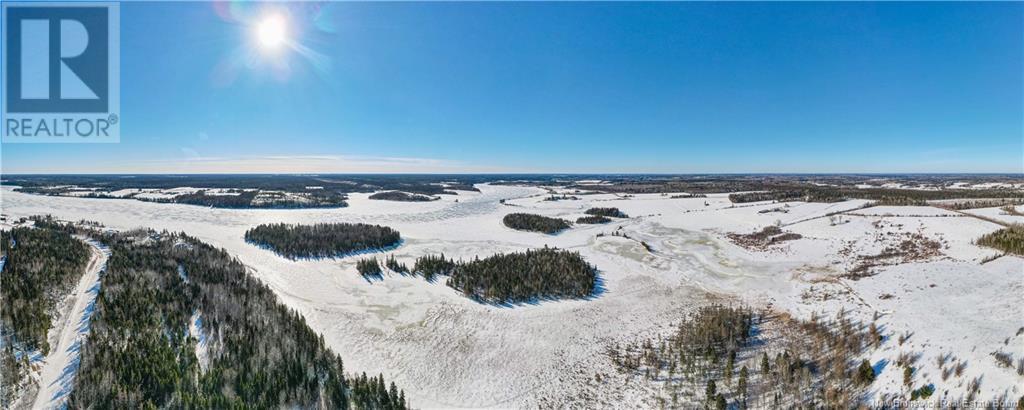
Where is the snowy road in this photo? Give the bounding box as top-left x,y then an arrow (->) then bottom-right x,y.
30,238 -> 109,410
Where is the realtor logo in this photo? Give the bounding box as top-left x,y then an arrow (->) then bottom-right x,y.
2,2 -> 119,143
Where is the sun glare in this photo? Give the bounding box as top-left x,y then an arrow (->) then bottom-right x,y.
255,14 -> 287,50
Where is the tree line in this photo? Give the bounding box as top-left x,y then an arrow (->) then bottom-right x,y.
4,174 -> 485,197
369,191 -> 437,202
68,227 -> 407,409
729,186 -> 1024,205
245,223 -> 401,259
976,225 -> 1024,256
151,189 -> 349,209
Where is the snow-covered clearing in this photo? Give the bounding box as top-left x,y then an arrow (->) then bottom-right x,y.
962,205 -> 1024,226
1,185 -> 1020,407
30,238 -> 109,410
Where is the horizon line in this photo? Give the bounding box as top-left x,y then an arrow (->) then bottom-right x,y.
2,172 -> 1022,177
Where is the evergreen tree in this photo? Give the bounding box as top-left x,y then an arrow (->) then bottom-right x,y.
725,350 -> 735,386
714,393 -> 727,410
761,352 -> 770,376
706,379 -> 717,402
855,359 -> 875,386
738,366 -> 749,399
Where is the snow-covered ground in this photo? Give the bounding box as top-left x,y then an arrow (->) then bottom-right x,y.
962,205 -> 1024,226
31,238 -> 109,410
0,185 -> 1020,407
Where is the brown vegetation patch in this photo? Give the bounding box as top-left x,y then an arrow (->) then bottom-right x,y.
727,226 -> 803,251
844,232 -> 943,279
608,307 -> 877,408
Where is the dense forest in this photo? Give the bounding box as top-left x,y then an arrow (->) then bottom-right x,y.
502,213 -> 573,234
610,306 -> 880,408
245,223 -> 401,259
447,248 -> 597,304
440,182 -> 480,192
4,174 -> 487,196
1,226 -> 91,406
555,174 -> 1024,195
935,199 -> 1024,210
68,228 -> 407,409
155,189 -> 348,208
369,191 -> 437,202
577,215 -> 612,224
728,186 -> 1024,205
26,187 -> 350,209
585,207 -> 628,218
976,225 -> 1024,255
0,227 -> 91,355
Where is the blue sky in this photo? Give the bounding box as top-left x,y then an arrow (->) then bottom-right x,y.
2,1 -> 1021,174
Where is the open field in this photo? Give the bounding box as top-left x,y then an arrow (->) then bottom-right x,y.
1,182 -> 1021,407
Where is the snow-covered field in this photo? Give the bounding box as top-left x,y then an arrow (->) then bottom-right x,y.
962,205 -> 1024,226
1,184 -> 1020,408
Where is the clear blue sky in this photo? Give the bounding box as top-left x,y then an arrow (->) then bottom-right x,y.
2,1 -> 1021,174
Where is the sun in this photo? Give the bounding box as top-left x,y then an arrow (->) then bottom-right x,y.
255,14 -> 287,50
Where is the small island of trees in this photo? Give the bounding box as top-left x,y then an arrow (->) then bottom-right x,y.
577,215 -> 612,224
585,207 -> 628,218
369,191 -> 437,202
245,223 -> 401,259
356,257 -> 383,279
447,248 -> 597,303
502,213 -> 572,234
350,248 -> 599,304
